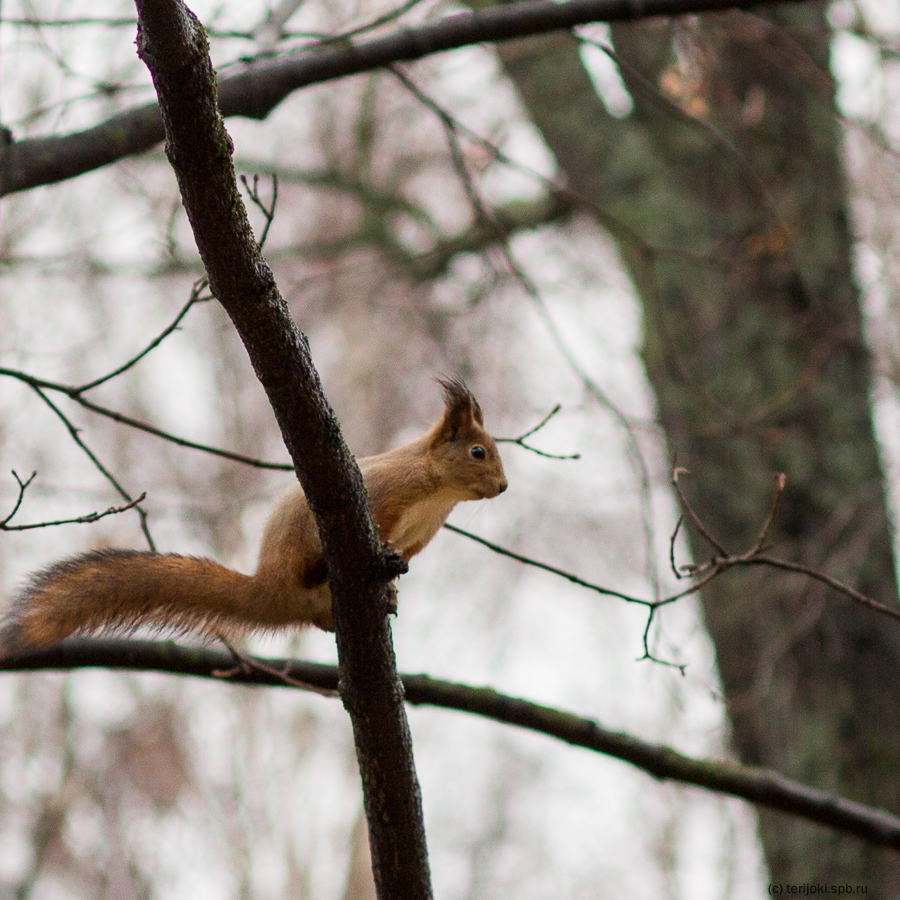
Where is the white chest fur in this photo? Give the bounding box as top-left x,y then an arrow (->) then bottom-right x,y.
390,491 -> 460,555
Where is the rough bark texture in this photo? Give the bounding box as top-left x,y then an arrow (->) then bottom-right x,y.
482,0 -> 900,887
132,2 -> 432,897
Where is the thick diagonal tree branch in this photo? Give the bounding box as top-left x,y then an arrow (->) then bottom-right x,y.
132,2 -> 430,897
3,638 -> 900,852
1,0 -> 805,196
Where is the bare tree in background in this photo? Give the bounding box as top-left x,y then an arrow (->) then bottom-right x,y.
473,1 -> 900,888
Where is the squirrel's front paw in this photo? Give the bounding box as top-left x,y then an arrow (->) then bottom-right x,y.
380,545 -> 409,581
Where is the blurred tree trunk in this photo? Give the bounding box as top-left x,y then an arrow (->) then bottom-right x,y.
483,0 -> 900,888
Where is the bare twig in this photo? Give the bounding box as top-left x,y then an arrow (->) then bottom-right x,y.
667,474 -> 900,624
443,522 -> 649,606
0,367 -> 293,471
669,514 -> 685,579
445,521 -> 741,608
0,471 -> 37,527
496,404 -> 581,460
1,482 -> 146,531
746,556 -> 900,624
671,467 -> 728,557
31,387 -> 156,551
448,468 -> 900,671
576,35 -> 786,230
749,472 -> 786,555
71,391 -> 293,469
0,276 -> 293,476
75,278 -> 212,392
239,173 -> 278,249
636,606 -> 687,674
2,16 -> 138,27
445,520 -> 723,668
214,635 -> 340,697
251,0 -> 431,51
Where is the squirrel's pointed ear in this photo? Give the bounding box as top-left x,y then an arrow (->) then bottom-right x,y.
431,378 -> 482,444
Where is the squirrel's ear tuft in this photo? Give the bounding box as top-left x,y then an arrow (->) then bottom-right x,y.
430,377 -> 483,445
438,377 -> 484,427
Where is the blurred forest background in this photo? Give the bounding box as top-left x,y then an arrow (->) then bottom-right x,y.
0,0 -> 899,897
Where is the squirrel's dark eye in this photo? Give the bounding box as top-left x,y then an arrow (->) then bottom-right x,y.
470,445 -> 486,460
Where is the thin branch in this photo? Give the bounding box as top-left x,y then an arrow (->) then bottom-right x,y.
0,277 -> 293,474
26,271 -> 276,477
495,404 -> 581,460
2,17 -> 138,27
749,472 -> 786,554
383,62 -> 709,276
0,367 -> 294,471
445,519 -> 735,669
1,0 -> 808,196
1,484 -> 146,532
70,391 -> 293,469
0,471 -> 37,527
636,605 -> 687,673
239,173 -> 279,249
3,637 -> 900,852
447,467 -> 900,647
671,467 -> 728,556
447,518 -> 740,609
443,522 -> 651,606
746,556 -> 900,623
75,278 -> 212,392
214,635 -> 339,697
577,35 -> 785,227
669,515 -> 685,579
408,191 -> 576,281
31,386 -> 156,551
277,0 -> 433,48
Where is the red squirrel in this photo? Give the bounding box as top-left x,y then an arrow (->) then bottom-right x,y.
1,379 -> 507,649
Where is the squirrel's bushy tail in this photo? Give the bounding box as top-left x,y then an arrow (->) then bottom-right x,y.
1,549 -> 265,651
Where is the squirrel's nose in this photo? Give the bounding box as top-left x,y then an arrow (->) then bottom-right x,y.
498,480 -> 508,494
